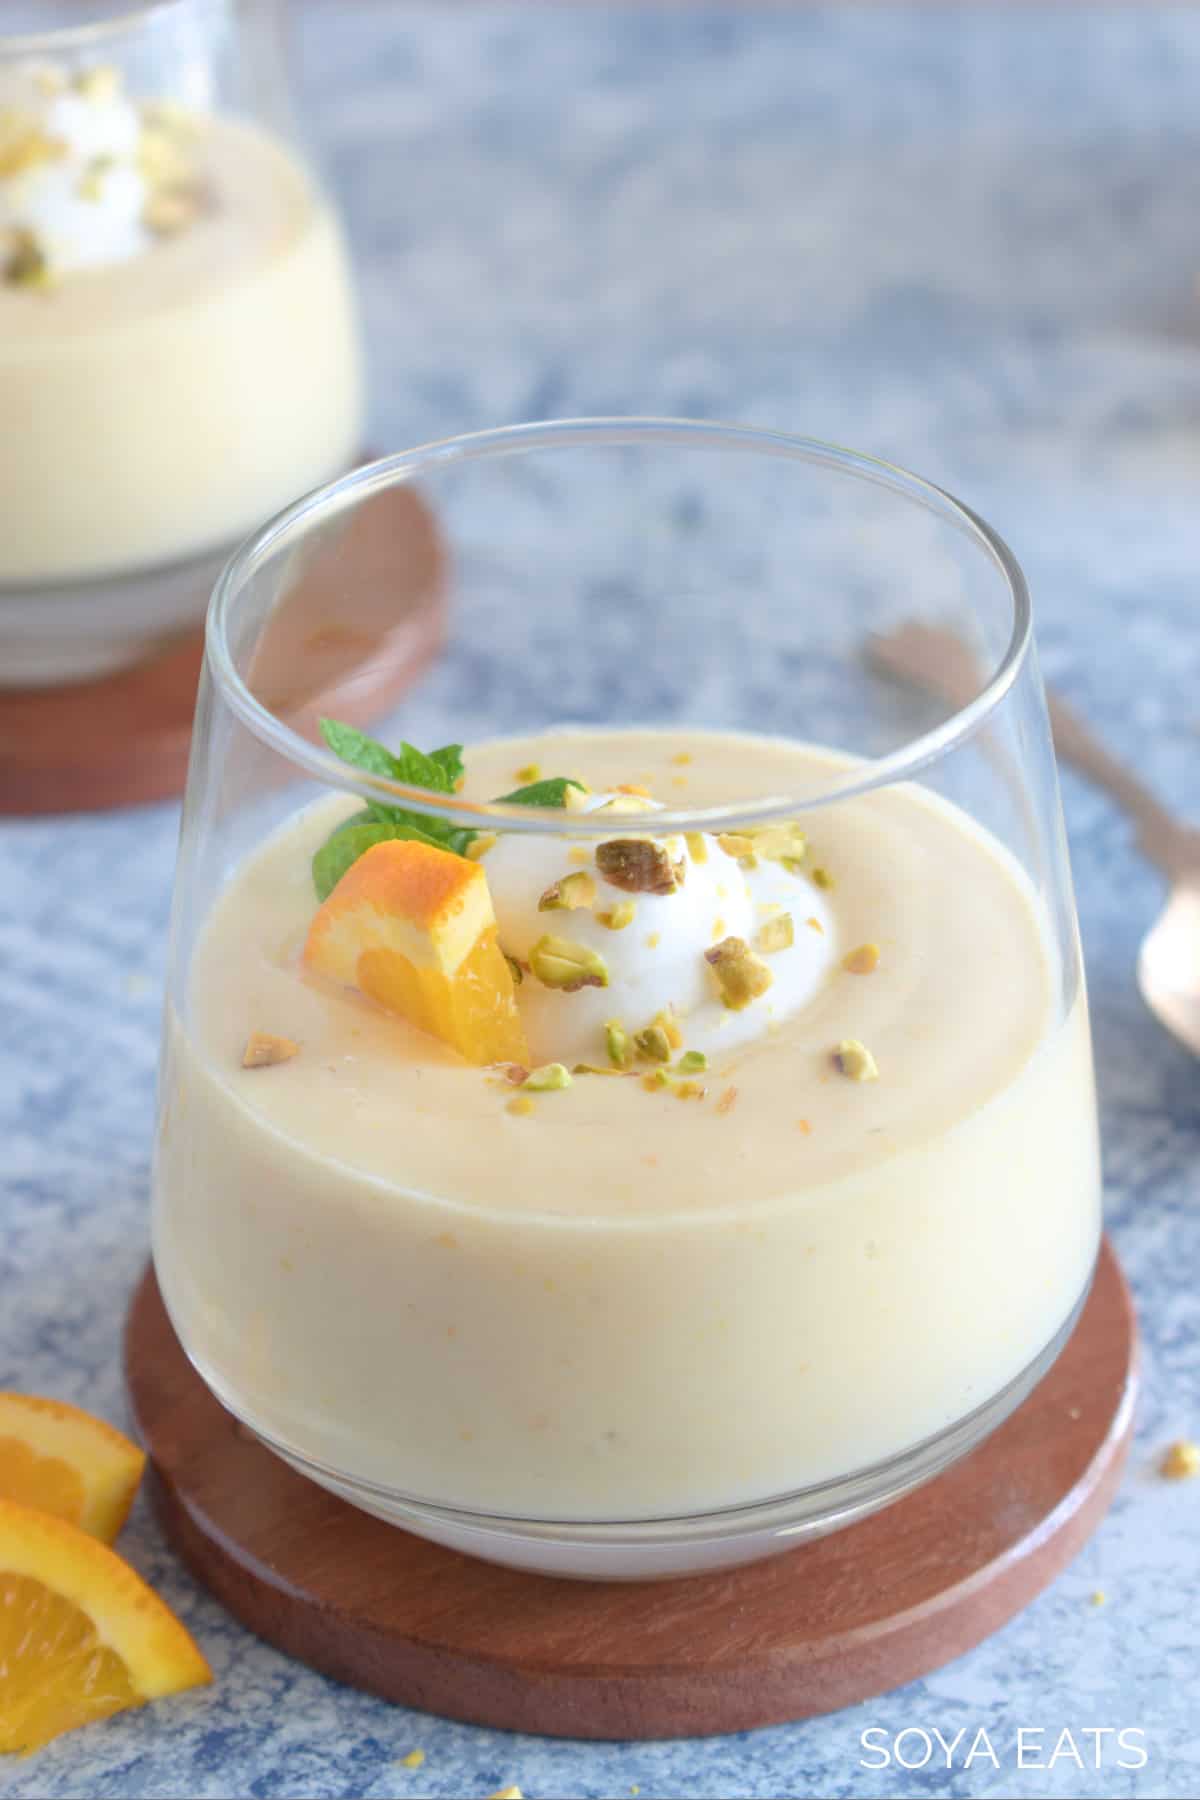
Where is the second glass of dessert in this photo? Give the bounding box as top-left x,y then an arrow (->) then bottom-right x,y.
153,421 -> 1102,1579
0,0 -> 362,686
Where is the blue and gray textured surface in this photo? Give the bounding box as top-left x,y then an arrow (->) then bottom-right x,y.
3,5 -> 1200,1796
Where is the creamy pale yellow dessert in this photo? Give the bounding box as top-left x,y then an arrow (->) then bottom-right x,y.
153,728 -> 1101,1524
0,61 -> 361,659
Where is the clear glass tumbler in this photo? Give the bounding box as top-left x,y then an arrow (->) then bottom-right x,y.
0,0 -> 363,685
153,420 -> 1102,1580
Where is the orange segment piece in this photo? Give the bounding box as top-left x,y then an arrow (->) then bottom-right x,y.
0,1394 -> 146,1544
304,838 -> 528,1066
0,1498 -> 211,1754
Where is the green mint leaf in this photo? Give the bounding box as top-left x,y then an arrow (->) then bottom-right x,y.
428,744 -> 466,791
313,822 -> 399,900
495,777 -> 586,808
314,722 -> 477,894
318,720 -> 462,796
312,811 -> 476,900
404,813 -> 477,858
318,718 -> 404,782
392,741 -> 455,794
313,719 -> 581,899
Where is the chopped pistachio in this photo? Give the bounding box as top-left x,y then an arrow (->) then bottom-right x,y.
538,869 -> 597,912
834,1039 -> 879,1081
746,821 -> 808,865
685,831 -> 708,864
501,1062 -> 529,1084
705,937 -> 774,1010
596,838 -> 680,895
675,1080 -> 706,1100
32,66 -> 67,98
597,900 -> 636,931
757,913 -> 795,955
77,154 -> 115,202
136,122 -> 190,188
3,228 -> 51,289
572,1062 -> 629,1077
653,1009 -> 683,1050
514,763 -> 541,784
598,792 -> 657,815
522,1062 -> 572,1092
1161,1440 -> 1200,1480
466,832 -> 498,861
144,186 -> 202,236
529,934 -> 609,991
634,1024 -> 672,1063
811,866 -> 835,891
716,833 -> 754,860
141,98 -> 194,134
605,1021 -> 633,1069
501,951 -> 524,987
843,942 -> 880,975
641,1069 -> 671,1091
74,65 -> 121,102
242,1031 -> 299,1069
0,127 -> 66,182
676,1050 -> 708,1075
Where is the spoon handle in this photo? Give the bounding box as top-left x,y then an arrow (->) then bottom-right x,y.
1041,689 -> 1199,876
868,622 -> 1200,878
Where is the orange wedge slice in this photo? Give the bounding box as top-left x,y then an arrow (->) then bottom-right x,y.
304,838 -> 529,1066
0,1394 -> 145,1544
0,1498 -> 211,1754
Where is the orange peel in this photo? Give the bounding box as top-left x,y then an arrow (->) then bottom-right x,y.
0,1497 -> 211,1754
304,838 -> 528,1066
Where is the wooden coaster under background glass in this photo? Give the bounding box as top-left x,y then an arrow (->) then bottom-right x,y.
124,1239 -> 1136,1741
0,478 -> 445,816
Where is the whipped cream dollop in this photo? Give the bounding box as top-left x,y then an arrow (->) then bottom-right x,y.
483,793 -> 836,1067
0,63 -> 192,282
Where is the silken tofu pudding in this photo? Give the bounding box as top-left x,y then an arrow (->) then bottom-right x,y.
0,54 -> 361,678
153,721 -> 1102,1573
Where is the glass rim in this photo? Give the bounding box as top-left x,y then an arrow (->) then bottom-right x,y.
207,417 -> 1034,836
0,0 -> 214,57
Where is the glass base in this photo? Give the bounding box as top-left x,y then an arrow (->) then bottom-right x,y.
200,1278 -> 1091,1582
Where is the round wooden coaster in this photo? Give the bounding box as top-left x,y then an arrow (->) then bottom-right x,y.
0,481 -> 444,816
124,1239 -> 1136,1740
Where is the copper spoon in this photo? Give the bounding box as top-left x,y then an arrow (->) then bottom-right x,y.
868,621 -> 1200,1057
